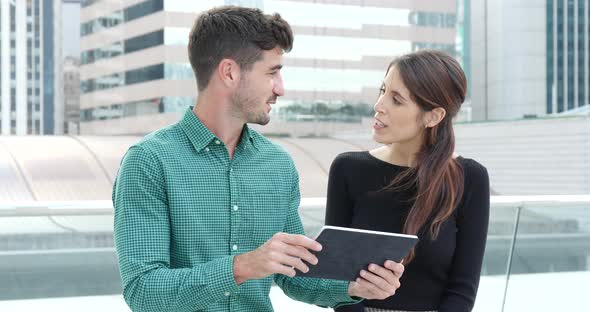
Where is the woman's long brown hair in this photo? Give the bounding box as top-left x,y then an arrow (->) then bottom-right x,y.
385,50 -> 466,263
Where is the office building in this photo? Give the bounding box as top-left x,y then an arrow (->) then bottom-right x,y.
79,0 -> 458,134
470,0 -> 589,121
0,0 -> 62,135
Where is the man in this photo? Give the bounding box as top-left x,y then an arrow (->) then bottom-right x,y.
113,6 -> 404,312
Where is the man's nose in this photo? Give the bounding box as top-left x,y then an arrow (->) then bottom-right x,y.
273,74 -> 285,96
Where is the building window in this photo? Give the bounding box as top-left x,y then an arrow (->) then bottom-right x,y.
81,63 -> 166,93
81,0 -> 164,36
81,30 -> 163,65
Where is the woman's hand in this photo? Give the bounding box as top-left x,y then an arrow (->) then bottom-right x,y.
347,260 -> 404,300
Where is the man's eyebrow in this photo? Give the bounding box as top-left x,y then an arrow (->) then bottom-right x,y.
269,64 -> 283,71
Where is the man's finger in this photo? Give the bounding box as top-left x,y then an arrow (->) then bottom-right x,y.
282,245 -> 318,265
275,253 -> 310,274
268,238 -> 318,265
272,263 -> 297,277
275,233 -> 322,251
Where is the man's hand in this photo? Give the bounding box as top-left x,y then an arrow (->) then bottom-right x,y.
233,232 -> 321,285
347,260 -> 404,300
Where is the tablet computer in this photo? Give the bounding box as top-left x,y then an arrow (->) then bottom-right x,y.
300,225 -> 418,281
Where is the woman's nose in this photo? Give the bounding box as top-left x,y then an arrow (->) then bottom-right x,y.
374,99 -> 384,113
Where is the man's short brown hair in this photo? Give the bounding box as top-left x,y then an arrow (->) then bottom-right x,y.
188,6 -> 293,91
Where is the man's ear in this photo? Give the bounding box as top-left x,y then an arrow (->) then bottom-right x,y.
217,58 -> 241,88
424,107 -> 446,128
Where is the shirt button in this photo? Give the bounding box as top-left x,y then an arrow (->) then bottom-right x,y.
233,205 -> 238,211
215,140 -> 221,145
224,291 -> 230,296
232,245 -> 238,251
204,147 -> 210,152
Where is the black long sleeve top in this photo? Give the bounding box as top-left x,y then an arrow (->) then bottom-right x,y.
326,151 -> 490,312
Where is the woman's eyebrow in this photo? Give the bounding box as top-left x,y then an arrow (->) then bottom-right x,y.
392,90 -> 407,102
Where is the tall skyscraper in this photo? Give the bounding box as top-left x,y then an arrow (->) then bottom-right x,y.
0,0 -> 62,135
63,56 -> 80,134
455,0 -> 472,122
470,0 -> 589,121
62,0 -> 81,134
79,0 -> 458,135
547,0 -> 589,115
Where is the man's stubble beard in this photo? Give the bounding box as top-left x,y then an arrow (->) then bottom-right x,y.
231,80 -> 272,125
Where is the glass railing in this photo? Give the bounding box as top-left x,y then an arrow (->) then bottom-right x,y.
0,196 -> 588,311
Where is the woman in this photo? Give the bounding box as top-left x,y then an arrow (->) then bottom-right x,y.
326,50 -> 490,312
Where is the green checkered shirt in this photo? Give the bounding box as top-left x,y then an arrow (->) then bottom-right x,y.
113,108 -> 357,312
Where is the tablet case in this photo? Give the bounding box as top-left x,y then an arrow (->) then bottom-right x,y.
300,225 -> 418,281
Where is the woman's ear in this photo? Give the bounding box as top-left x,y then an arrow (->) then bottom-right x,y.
424,107 -> 446,128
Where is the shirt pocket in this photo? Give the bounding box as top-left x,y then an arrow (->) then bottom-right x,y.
242,187 -> 289,243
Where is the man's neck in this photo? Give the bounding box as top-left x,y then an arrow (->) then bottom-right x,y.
193,95 -> 244,159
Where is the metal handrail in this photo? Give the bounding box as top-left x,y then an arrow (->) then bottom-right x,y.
1,195 -> 589,217
0,200 -> 113,217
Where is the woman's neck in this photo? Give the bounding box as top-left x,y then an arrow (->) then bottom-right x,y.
370,143 -> 420,168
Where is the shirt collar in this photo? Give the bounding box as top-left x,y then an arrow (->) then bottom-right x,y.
240,123 -> 259,151
179,107 -> 258,153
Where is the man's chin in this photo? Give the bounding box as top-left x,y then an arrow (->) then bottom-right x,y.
256,118 -> 271,126
248,116 -> 271,126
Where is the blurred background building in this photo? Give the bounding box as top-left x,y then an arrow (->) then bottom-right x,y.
78,0 -> 458,134
63,56 -> 80,134
63,0 -> 81,134
0,0 -> 62,135
469,0 -> 589,121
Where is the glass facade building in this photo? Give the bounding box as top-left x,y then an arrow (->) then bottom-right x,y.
470,0 -> 588,121
547,0 -> 589,114
79,0 -> 458,134
0,0 -> 59,135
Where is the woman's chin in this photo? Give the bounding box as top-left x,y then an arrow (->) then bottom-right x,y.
371,132 -> 386,144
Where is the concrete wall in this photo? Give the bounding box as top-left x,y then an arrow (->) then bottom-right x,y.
455,115 -> 590,195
